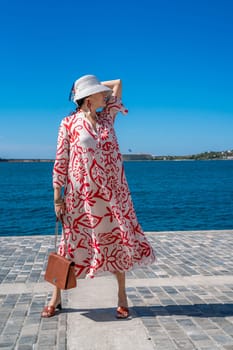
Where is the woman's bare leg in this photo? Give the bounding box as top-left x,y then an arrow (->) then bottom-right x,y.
49,286 -> 61,307
114,271 -> 128,307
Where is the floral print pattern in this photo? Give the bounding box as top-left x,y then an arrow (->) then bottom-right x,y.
53,96 -> 155,278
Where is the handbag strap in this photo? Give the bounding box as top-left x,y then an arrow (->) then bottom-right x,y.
54,218 -> 67,253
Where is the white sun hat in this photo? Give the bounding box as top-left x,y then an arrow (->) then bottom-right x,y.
70,75 -> 112,103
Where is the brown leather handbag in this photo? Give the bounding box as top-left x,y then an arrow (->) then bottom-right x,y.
44,220 -> 77,290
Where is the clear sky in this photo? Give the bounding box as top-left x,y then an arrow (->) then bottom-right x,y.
0,0 -> 233,158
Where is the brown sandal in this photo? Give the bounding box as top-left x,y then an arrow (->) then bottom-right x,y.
116,306 -> 130,319
41,303 -> 62,318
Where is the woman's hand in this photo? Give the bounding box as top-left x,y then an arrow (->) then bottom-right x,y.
54,201 -> 65,220
54,187 -> 65,220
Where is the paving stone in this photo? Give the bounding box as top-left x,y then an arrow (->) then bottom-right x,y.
1,231 -> 233,349
18,334 -> 38,345
37,333 -> 57,346
210,333 -> 233,346
17,345 -> 36,350
151,338 -> 177,350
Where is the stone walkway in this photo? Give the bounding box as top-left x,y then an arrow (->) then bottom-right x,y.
0,230 -> 233,349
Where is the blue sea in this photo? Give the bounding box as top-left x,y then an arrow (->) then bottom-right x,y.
1,160 -> 233,236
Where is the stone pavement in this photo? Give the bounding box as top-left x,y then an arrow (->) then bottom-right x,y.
0,230 -> 233,349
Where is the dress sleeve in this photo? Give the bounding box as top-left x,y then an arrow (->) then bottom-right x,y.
53,118 -> 70,188
105,96 -> 128,121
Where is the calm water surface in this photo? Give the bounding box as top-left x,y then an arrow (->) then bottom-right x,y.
1,160 -> 233,235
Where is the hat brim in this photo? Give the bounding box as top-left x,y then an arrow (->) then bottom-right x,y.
73,85 -> 112,102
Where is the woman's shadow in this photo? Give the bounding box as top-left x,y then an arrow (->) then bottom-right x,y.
62,302 -> 233,322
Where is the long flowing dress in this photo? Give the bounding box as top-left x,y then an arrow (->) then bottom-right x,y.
53,96 -> 156,278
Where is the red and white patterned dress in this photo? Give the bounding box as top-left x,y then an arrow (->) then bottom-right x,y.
53,97 -> 155,278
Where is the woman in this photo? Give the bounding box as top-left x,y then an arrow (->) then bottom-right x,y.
42,75 -> 156,318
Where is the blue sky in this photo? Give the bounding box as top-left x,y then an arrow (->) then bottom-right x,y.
0,0 -> 233,158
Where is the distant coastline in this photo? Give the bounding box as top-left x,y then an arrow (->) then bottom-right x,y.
0,159 -> 54,163
1,149 -> 233,162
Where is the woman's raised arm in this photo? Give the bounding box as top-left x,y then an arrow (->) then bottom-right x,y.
101,79 -> 122,98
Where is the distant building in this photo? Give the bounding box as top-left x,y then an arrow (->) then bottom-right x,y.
122,153 -> 154,161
